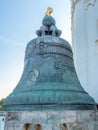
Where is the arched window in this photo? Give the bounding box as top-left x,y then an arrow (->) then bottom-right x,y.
35,124 -> 41,130
61,123 -> 68,130
23,123 -> 31,130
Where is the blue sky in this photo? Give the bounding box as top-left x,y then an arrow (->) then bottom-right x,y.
0,0 -> 71,99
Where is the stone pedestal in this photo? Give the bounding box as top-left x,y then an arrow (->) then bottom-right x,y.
4,110 -> 98,130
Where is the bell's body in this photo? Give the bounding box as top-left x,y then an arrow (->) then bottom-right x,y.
3,16 -> 96,111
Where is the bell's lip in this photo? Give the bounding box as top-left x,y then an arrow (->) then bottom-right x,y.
3,104 -> 97,111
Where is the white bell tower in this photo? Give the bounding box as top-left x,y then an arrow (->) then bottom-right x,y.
70,0 -> 98,103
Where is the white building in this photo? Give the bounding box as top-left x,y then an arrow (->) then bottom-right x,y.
70,0 -> 98,103
0,111 -> 5,130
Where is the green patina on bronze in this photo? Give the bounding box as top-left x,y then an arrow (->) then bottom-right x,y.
3,15 -> 96,111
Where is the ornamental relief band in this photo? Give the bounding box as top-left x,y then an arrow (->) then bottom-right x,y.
25,42 -> 73,61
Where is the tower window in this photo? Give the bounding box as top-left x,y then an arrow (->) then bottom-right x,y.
2,118 -> 4,121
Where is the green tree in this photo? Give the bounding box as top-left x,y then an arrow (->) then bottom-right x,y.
0,98 -> 5,110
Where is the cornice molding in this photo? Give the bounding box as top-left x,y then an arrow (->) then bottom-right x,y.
70,0 -> 81,31
85,0 -> 97,10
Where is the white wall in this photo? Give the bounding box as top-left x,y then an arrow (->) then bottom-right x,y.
0,116 -> 5,130
71,0 -> 98,103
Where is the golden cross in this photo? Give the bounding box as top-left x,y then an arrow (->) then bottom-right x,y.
45,7 -> 53,16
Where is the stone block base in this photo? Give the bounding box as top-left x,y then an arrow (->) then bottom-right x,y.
2,110 -> 98,130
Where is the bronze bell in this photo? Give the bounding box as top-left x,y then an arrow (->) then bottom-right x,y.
3,15 -> 96,111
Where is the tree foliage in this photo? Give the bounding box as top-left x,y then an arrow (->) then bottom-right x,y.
0,98 -> 5,110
